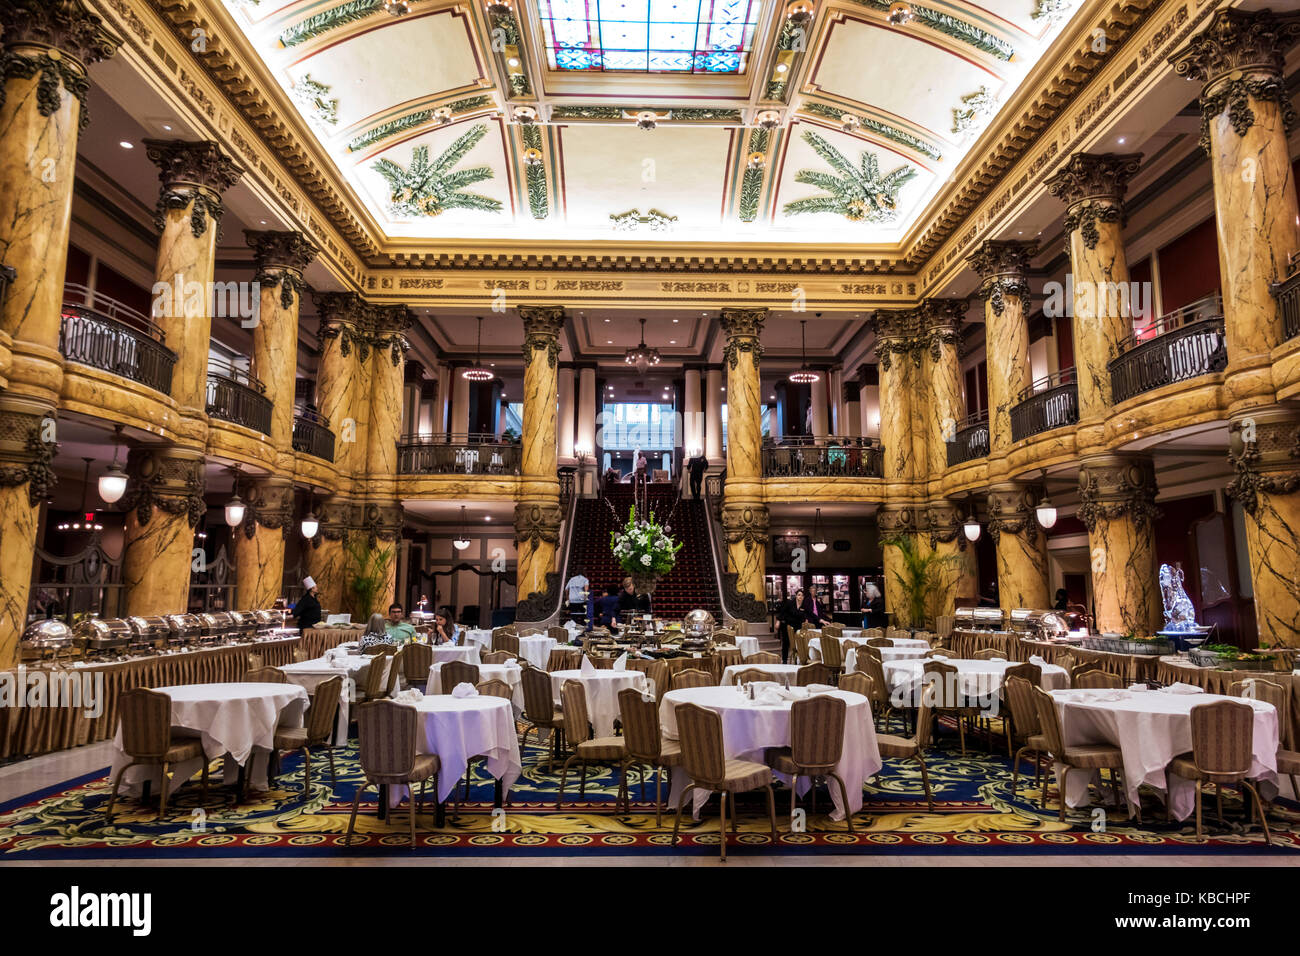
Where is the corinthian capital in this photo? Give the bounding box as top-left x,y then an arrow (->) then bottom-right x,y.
1044,153 -> 1143,209
0,0 -> 121,69
1170,8 -> 1300,86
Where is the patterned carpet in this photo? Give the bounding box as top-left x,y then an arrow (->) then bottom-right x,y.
2,719 -> 1298,858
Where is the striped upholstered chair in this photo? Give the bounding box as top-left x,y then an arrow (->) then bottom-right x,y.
1002,675 -> 1048,799
482,650 -> 516,665
402,642 -> 433,691
670,668 -> 713,691
998,662 -> 1042,757
875,697 -> 935,811
273,674 -> 342,792
732,668 -> 780,686
493,631 -> 520,657
476,679 -> 514,701
792,630 -> 813,665
858,649 -> 901,734
618,687 -> 682,826
970,648 -> 1005,661
1073,669 -> 1124,690
1031,685 -> 1130,823
1230,678 -> 1299,802
556,680 -> 628,811
671,702 -> 779,862
345,700 -> 440,848
105,688 -> 211,821
440,660 -> 480,692
519,665 -> 565,770
838,672 -> 871,698
748,652 -> 781,666
244,666 -> 288,683
766,694 -> 854,832
795,663 -> 835,687
817,635 -> 845,682
922,660 -> 981,754
1167,699 -> 1272,844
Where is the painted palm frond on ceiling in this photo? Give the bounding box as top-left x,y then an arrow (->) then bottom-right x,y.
372,124 -> 502,218
782,130 -> 917,224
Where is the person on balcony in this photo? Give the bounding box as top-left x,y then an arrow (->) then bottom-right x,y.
688,452 -> 708,499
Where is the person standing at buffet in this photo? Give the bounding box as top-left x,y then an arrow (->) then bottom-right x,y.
292,577 -> 323,632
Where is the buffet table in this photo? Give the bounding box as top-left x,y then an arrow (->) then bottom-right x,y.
1156,657 -> 1300,744
1021,639 -> 1161,683
949,630 -> 1023,661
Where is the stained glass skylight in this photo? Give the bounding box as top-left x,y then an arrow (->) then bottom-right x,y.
538,0 -> 760,74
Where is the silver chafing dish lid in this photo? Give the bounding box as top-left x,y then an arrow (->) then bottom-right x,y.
971,607 -> 1005,629
164,613 -> 203,636
22,619 -> 74,649
126,616 -> 170,638
683,609 -> 715,637
73,618 -> 132,646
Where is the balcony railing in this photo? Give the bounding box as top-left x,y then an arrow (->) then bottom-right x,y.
293,407 -> 335,462
1108,294 -> 1227,404
1271,256 -> 1300,342
397,433 -> 521,475
59,283 -> 177,396
1010,367 -> 1079,442
946,410 -> 989,467
206,358 -> 273,435
761,437 -> 883,478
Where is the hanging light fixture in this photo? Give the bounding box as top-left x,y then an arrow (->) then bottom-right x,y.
1035,469 -> 1058,529
98,425 -> 127,505
300,486 -> 319,539
788,317 -> 820,384
963,496 -> 982,543
624,317 -> 661,374
462,316 -> 494,381
224,468 -> 245,528
811,508 -> 829,552
453,505 -> 472,551
382,0 -> 412,16
58,459 -> 104,533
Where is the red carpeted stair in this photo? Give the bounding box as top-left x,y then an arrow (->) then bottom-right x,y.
568,484 -> 722,619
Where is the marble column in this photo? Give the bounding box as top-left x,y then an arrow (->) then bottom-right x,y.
366,306 -> 412,487
234,476 -> 294,609
683,367 -> 702,456
719,309 -> 768,603
810,373 -> 829,438
514,306 -> 565,612
907,315 -> 930,483
1045,153 -> 1142,439
923,299 -> 965,476
305,498 -> 352,615
313,292 -> 369,489
576,364 -> 597,493
359,501 -> 404,615
928,500 -> 979,617
859,366 -> 879,439
843,382 -> 861,439
871,310 -> 915,482
1078,454 -> 1161,635
967,241 -> 1036,455
557,365 -> 575,460
1227,408 -> 1300,647
1172,8 -> 1300,412
434,362 -> 452,437
706,367 -> 724,462
987,482 -> 1050,611
451,366 -> 471,436
0,401 -> 57,664
876,504 -> 917,627
144,139 -> 243,446
121,447 -> 206,616
246,230 -> 317,460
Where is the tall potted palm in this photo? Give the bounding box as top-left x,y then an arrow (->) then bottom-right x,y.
343,537 -> 394,621
882,535 -> 955,630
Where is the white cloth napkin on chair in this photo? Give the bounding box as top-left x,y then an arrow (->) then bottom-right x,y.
580,655 -> 597,674
612,652 -> 628,671
451,682 -> 479,699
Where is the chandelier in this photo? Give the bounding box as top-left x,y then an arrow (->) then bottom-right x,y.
788,318 -> 820,384
624,317 -> 661,374
453,506 -> 472,551
462,316 -> 494,381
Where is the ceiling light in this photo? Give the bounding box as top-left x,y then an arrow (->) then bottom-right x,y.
635,110 -> 658,131
119,141 -> 133,149
383,0 -> 411,14
454,505 -> 472,550
669,339 -> 676,344
98,426 -> 127,504
887,2 -> 914,25
1117,137 -> 1126,144
507,57 -> 520,67
486,0 -> 512,13
523,147 -> 543,166
812,508 -> 828,552
789,317 -> 821,384
775,63 -> 788,74
225,494 -> 246,528
786,0 -> 814,25
300,513 -> 319,538
757,110 -> 782,131
963,517 -> 982,542
161,124 -> 172,131
1035,471 -> 1058,529
747,151 -> 767,171
60,459 -> 104,534
463,316 -> 493,381
624,317 -> 661,373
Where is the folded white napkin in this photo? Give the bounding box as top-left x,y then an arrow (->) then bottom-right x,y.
991,657 -> 1007,662
451,682 -> 479,698
931,654 -> 949,661
1159,682 -> 1205,695
504,659 -> 521,669
1029,655 -> 1047,668
612,652 -> 628,671
756,687 -> 787,706
394,688 -> 424,703
580,656 -> 597,674
807,683 -> 837,694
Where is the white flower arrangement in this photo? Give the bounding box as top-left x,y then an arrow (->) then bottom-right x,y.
610,505 -> 682,576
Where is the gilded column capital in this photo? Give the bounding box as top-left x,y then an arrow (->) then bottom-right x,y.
372,305 -> 414,367
122,448 -> 206,529
246,230 -> 317,310
1077,454 -> 1160,532
920,298 -> 965,362
720,502 -> 769,552
514,500 -> 563,548
238,477 -> 296,541
362,501 -> 404,549
986,482 -> 1042,546
0,0 -> 121,130
926,500 -> 967,550
0,401 -> 57,506
1226,408 -> 1300,516
311,498 -> 357,547
518,305 -> 566,368
1170,9 -> 1300,155
718,307 -> 767,370
967,240 -> 1035,318
314,291 -> 371,359
875,503 -> 917,537
870,309 -> 920,370
144,139 -> 244,238
1045,153 -> 1143,252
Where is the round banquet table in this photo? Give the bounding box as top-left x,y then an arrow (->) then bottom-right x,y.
845,646 -> 928,672
736,636 -> 761,659
660,685 -> 880,822
389,694 -> 522,807
109,682 -> 309,797
430,644 -> 481,665
279,656 -> 372,743
518,634 -> 558,670
720,662 -> 801,688
549,668 -> 648,738
881,657 -> 1070,710
428,661 -> 524,709
1049,688 -> 1279,820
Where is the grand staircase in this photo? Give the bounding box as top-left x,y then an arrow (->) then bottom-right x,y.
567,484 -> 722,619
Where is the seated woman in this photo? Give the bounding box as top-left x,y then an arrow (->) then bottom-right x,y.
431,609 -> 461,645
359,612 -> 399,649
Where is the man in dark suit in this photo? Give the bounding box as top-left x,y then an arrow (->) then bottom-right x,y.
595,585 -> 622,629
802,587 -> 831,628
777,587 -> 805,664
687,453 -> 708,499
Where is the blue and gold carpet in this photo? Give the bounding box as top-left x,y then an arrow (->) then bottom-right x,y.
2,726 -> 1298,858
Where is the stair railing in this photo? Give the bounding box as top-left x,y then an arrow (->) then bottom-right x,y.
701,477 -> 768,626
514,476 -> 580,627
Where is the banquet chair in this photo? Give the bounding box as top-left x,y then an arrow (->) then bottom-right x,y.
1002,676 -> 1048,799
362,644 -> 392,656
477,679 -> 514,700
767,695 -> 854,832
547,626 -> 570,643
518,628 -> 543,638
671,703 -> 779,862
272,674 -> 342,792
1053,653 -> 1076,677
822,623 -> 844,638
795,663 -> 835,687
1167,699 -> 1272,845
403,643 -> 433,691
858,650 -> 901,734
548,647 -> 581,671
866,637 -> 892,648
998,663 -> 1043,757
793,630 -> 812,666
556,681 -> 628,811
709,647 -> 742,683
971,648 -> 1006,661
1031,685 -> 1131,823
671,669 -> 713,691
732,620 -> 749,636
493,632 -> 520,657
355,651 -> 392,704
346,700 -> 440,849
482,650 -> 515,665
875,697 -> 935,812
818,636 -> 845,682
864,628 -> 884,640
384,647 -> 407,697
441,660 -> 480,692
838,673 -> 871,698
618,687 -> 683,826
713,628 -> 737,643
105,688 -> 211,822
1073,669 -> 1124,690
748,652 -> 781,666
1229,679 -> 1300,801
921,660 -> 981,754
245,666 -> 288,683
733,668 -> 779,685
637,659 -> 670,704
520,665 -> 565,771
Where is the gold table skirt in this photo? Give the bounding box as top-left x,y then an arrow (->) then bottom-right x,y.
1157,656 -> 1300,747
950,630 -> 1161,683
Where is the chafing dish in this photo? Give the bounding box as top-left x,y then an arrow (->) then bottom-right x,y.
971,607 -> 1005,631
73,618 -> 133,658
251,609 -> 285,636
125,616 -> 170,653
228,610 -> 258,639
197,611 -> 236,643
953,607 -> 976,630
164,613 -> 204,645
21,620 -> 76,662
1008,608 -> 1070,640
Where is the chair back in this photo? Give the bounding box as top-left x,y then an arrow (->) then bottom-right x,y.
1231,679 -> 1291,749
384,647 -> 406,696
1054,653 -> 1075,676
675,703 -> 726,786
732,620 -> 749,636
749,652 -> 780,666
521,666 -> 555,722
733,668 -> 778,685
482,650 -> 515,665
1002,675 -> 1040,739
819,636 -> 844,669
441,660 -> 480,691
118,688 -> 172,759
477,679 -> 514,700
793,630 -> 811,665
971,648 -> 1005,661
1002,662 -> 1042,687
403,642 -> 433,679
921,660 -> 960,708
796,663 -> 834,687
789,695 -> 846,771
617,687 -> 662,761
548,647 -> 580,671
822,623 -> 844,638
712,628 -> 737,643
1030,686 -> 1066,757
1074,669 -> 1123,690
671,668 -> 713,691
859,650 -> 891,710
913,697 -> 934,748
864,628 -> 884,639
362,644 -> 392,656
547,626 -> 570,642
356,700 -> 419,780
306,675 -> 343,745
838,672 -> 870,698
1189,699 -> 1255,777
493,632 -> 521,656
245,666 -> 287,683
361,653 -> 390,699
560,680 -> 594,745
866,637 -> 891,648
641,659 -> 669,702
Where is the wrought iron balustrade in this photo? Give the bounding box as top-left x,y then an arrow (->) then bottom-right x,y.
58,283 -> 177,396
397,433 -> 521,475
946,411 -> 989,466
293,407 -> 335,462
761,437 -> 883,478
206,358 -> 273,435
1108,294 -> 1226,404
1010,367 -> 1079,442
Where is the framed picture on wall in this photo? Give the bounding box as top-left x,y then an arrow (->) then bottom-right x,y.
773,534 -> 808,564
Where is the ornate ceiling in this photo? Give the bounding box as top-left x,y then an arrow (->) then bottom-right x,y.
222,0 -> 1088,247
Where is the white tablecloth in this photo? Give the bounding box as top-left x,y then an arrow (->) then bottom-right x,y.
549,668 -> 648,738
736,636 -> 761,659
109,682 -> 309,796
845,646 -> 928,672
721,663 -> 801,688
661,686 -> 880,821
428,662 -> 524,710
391,696 -> 522,805
1050,688 -> 1279,820
463,629 -> 494,652
430,644 -> 481,665
880,657 -> 1069,711
279,658 -> 360,744
518,635 -> 558,669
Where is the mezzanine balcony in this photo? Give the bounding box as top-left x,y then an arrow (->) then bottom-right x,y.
1010,367 -> 1079,442
1108,294 -> 1226,404
59,283 -> 177,396
761,436 -> 883,478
